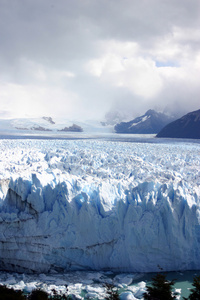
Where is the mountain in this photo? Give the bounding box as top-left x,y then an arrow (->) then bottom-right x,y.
114,110 -> 174,134
157,109 -> 200,139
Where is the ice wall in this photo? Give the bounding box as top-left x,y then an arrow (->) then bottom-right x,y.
0,139 -> 200,273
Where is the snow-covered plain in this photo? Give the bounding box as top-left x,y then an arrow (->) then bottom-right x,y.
0,138 -> 200,278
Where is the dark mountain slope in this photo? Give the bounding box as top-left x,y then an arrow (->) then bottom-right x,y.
114,110 -> 174,134
157,109 -> 200,139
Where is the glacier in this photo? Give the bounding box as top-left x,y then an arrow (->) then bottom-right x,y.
0,138 -> 200,274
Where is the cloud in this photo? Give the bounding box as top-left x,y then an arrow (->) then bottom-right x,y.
0,0 -> 199,120
87,40 -> 163,98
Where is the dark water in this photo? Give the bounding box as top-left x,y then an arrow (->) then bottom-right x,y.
137,270 -> 200,299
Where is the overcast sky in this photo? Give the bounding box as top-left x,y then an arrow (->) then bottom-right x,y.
0,0 -> 200,121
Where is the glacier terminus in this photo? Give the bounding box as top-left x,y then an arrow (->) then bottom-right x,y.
0,138 -> 200,274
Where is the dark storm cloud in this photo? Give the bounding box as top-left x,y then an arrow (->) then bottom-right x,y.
0,1 -> 96,68
1,0 -> 199,66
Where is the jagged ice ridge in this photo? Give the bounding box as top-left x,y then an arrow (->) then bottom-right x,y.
0,139 -> 200,273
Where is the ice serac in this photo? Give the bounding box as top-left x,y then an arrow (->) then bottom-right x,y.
0,177 -> 200,273
0,140 -> 200,273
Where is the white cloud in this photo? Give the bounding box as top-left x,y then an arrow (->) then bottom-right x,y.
87,40 -> 163,98
0,0 -> 199,120
0,82 -> 79,119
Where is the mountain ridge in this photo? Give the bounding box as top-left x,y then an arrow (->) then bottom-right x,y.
157,109 -> 200,139
114,109 -> 174,134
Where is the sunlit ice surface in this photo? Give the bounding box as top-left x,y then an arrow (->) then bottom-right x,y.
0,137 -> 200,298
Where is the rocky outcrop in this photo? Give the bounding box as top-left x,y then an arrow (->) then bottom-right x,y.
42,117 -> 55,125
31,126 -> 52,131
58,124 -> 83,132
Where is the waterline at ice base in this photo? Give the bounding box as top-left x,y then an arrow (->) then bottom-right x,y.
0,139 -> 200,273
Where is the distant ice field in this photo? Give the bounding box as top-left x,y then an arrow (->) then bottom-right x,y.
0,137 -> 200,274
0,137 -> 199,189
